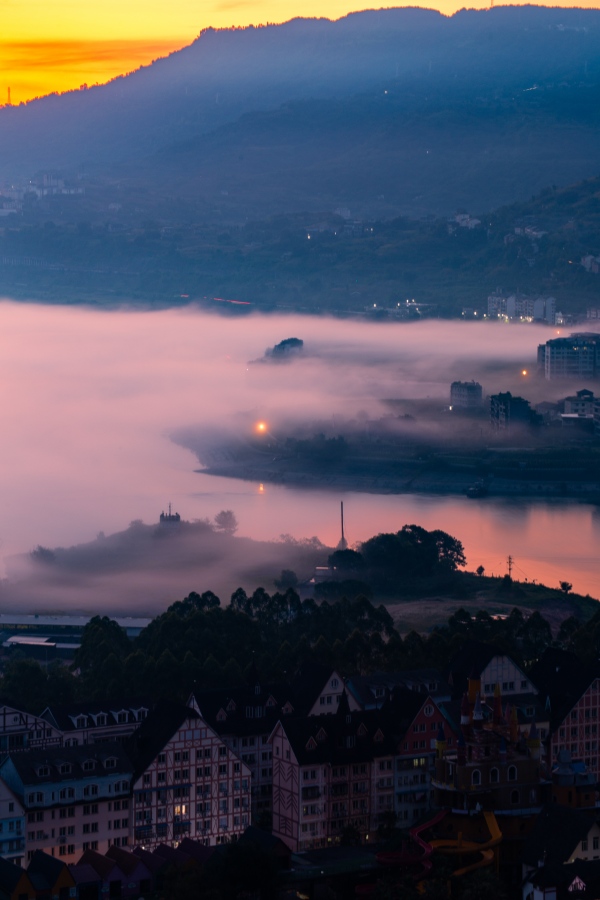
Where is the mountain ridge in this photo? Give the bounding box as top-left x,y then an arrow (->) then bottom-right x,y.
1,5 -> 600,176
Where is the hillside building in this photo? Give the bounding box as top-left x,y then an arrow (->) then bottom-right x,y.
538,333 -> 600,380
490,392 -> 537,430
450,381 -> 483,409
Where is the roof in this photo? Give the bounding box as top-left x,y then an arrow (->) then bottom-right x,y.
176,838 -> 216,864
41,699 -> 152,733
290,663 -> 341,714
126,701 -> 201,778
0,858 -> 29,894
3,741 -> 133,787
529,648 -> 597,727
347,669 -> 451,709
446,640 -> 510,696
275,690 -> 422,766
68,865 -> 102,886
131,847 -> 168,875
77,850 -> 123,881
528,859 -> 600,900
153,844 -> 195,867
522,804 -> 598,867
27,851 -> 73,890
105,846 -> 152,878
193,682 -> 294,738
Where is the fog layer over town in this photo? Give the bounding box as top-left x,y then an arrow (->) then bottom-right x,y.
0,299 -> 597,611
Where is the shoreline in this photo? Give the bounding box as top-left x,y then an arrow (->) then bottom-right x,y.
197,462 -> 600,505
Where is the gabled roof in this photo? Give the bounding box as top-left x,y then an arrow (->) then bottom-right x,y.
529,648 -> 597,727
27,851 -> 73,890
290,663 -> 342,714
69,865 -> 102,886
274,690 -> 421,766
77,850 -> 123,881
522,804 -> 598,867
347,669 -> 451,709
131,847 -> 168,875
40,698 -> 152,733
153,844 -> 194,867
193,683 -> 294,738
0,858 -> 30,894
105,846 -> 152,878
446,640 -> 513,696
126,701 -> 201,778
177,838 -> 216,864
528,859 -> 600,900
2,742 -> 132,787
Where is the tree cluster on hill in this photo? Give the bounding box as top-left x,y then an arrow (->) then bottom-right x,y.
1,575 -> 599,714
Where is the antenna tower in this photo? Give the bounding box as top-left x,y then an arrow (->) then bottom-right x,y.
507,555 -> 513,578
7,87 -> 11,106
337,501 -> 348,551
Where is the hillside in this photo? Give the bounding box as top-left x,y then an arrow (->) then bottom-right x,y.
0,4 -> 599,189
1,173 -> 599,315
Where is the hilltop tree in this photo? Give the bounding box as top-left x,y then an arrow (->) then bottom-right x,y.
214,510 -> 238,535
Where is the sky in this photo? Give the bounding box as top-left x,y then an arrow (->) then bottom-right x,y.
1,0 -> 599,104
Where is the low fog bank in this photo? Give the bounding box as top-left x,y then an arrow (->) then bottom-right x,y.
3,520 -> 327,616
0,299 -> 591,609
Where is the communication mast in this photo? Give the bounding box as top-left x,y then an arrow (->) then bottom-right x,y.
337,501 -> 348,551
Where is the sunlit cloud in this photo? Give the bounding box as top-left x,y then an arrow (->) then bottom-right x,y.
0,39 -> 185,103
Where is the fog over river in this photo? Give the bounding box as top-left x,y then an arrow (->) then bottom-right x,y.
0,299 -> 598,609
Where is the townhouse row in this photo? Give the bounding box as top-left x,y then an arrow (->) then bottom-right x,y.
0,642 -> 596,863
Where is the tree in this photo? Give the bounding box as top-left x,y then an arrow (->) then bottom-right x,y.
560,580 -> 573,595
476,564 -> 485,577
74,616 -> 130,676
274,569 -> 298,590
30,545 -> 56,565
328,549 -> 366,572
214,510 -> 238,535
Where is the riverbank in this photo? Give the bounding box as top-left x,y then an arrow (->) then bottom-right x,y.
198,458 -> 600,503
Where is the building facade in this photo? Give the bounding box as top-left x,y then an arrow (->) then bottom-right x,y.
128,700 -> 252,849
0,743 -> 133,864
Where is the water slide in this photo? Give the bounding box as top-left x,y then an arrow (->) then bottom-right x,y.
420,810 -> 502,879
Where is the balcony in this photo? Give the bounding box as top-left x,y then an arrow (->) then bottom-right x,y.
301,787 -> 321,800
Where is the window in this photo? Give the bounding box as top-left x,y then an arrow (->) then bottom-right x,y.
158,753 -> 166,765
508,765 -> 517,782
471,770 -> 481,786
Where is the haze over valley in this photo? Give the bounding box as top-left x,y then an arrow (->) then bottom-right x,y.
0,301 -> 596,612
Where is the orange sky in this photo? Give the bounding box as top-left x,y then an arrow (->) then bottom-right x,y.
1,0 -> 599,105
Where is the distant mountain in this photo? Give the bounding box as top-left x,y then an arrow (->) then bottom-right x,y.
116,80 -> 600,222
1,5 -> 600,178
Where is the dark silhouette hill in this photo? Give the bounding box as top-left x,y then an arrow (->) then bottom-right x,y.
1,4 -> 600,185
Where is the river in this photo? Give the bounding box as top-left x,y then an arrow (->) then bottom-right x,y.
0,299 -> 597,603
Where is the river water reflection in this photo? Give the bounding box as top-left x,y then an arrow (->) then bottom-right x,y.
0,299 -> 597,604
191,472 -> 600,599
